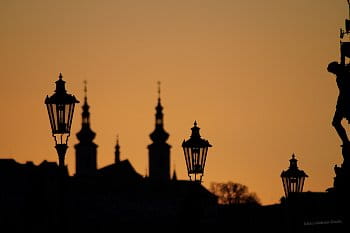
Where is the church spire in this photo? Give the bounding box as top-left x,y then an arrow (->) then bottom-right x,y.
148,82 -> 171,181
82,80 -> 90,125
155,81 -> 164,127
115,135 -> 120,164
75,81 -> 98,177
76,81 -> 95,142
150,81 -> 169,143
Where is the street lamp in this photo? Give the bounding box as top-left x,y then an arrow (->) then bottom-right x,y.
281,154 -> 308,198
182,121 -> 212,182
45,73 -> 79,169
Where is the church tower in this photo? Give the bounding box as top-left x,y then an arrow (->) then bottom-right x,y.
148,82 -> 171,181
75,81 -> 98,176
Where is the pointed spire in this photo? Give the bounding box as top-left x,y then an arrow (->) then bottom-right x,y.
155,81 -> 163,126
148,82 -> 171,181
82,80 -> 90,125
115,134 -> 120,164
76,80 -> 95,143
84,80 -> 87,101
74,81 -> 97,177
150,81 -> 169,143
158,81 -> 161,101
116,135 -> 120,148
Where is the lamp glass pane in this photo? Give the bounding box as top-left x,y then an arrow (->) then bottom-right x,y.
299,176 -> 305,192
191,147 -> 200,173
57,104 -> 65,132
65,103 -> 72,131
46,103 -> 54,133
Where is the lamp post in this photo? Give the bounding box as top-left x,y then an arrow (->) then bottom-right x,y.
45,73 -> 79,170
182,121 -> 212,182
281,154 -> 308,198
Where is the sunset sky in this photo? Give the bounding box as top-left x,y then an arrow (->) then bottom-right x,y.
0,0 -> 347,205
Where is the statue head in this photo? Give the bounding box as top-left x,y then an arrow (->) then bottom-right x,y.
327,61 -> 342,75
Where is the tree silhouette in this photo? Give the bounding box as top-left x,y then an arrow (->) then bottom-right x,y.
210,181 -> 260,205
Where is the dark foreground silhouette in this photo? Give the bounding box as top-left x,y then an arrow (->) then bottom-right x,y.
0,158 -> 346,233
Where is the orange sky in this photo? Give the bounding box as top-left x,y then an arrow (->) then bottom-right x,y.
0,0 -> 346,205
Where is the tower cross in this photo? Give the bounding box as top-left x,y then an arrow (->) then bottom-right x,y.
84,80 -> 87,98
157,81 -> 161,99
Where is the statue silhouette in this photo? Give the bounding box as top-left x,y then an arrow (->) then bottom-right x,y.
327,61 -> 350,146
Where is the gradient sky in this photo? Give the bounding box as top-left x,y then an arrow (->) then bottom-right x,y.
0,0 -> 347,205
